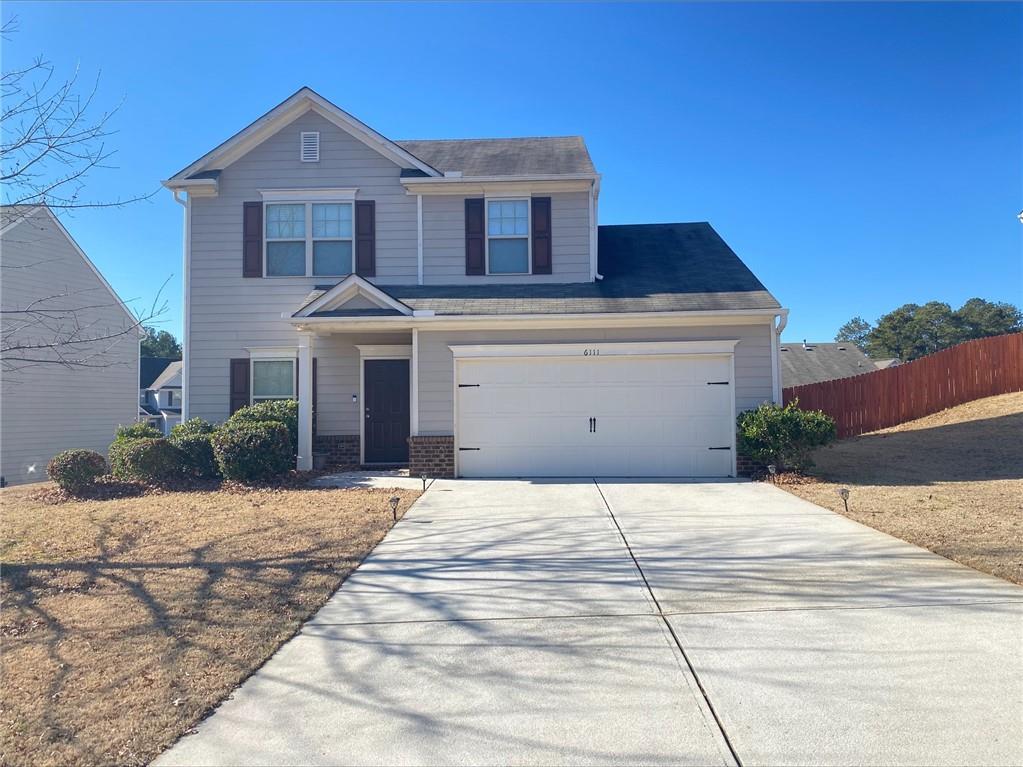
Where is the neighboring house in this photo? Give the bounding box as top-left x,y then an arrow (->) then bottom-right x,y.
163,87 -> 787,478
780,341 -> 899,387
139,358 -> 183,435
0,206 -> 139,486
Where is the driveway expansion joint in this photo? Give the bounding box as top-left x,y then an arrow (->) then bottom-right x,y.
593,479 -> 744,767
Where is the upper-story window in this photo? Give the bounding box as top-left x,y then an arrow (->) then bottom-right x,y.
487,199 -> 530,274
265,202 -> 353,277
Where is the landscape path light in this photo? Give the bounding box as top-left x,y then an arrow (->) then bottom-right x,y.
389,496 -> 400,523
838,487 -> 850,514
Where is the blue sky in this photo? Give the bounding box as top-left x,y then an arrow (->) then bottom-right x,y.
4,1 -> 1020,342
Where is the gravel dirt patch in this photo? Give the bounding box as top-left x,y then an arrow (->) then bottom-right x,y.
781,391 -> 1023,584
0,483 -> 422,766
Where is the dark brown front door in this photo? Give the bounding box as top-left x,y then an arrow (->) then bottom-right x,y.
364,359 -> 410,463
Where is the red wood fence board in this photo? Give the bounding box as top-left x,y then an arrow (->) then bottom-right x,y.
782,332 -> 1023,438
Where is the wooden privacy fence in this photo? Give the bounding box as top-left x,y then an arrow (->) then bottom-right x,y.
783,332 -> 1023,438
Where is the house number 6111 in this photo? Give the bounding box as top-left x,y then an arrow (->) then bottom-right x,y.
582,348 -> 600,356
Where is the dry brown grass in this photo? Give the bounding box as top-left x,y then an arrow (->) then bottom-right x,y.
782,391 -> 1023,584
0,483 -> 421,767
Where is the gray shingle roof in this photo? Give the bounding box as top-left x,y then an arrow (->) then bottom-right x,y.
780,342 -> 878,387
140,357 -> 177,389
301,223 -> 778,317
395,137 -> 595,177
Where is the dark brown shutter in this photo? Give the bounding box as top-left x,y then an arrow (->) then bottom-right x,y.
355,200 -> 376,277
229,358 -> 250,414
243,202 -> 263,277
531,197 -> 552,275
465,198 -> 485,276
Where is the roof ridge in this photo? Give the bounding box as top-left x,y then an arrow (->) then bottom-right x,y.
395,135 -> 584,143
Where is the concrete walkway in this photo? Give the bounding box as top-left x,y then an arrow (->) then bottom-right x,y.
157,480 -> 1023,766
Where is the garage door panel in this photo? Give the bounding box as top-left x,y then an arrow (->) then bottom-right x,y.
456,354 -> 735,478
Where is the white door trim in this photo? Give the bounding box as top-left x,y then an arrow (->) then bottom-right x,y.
357,345 -> 412,465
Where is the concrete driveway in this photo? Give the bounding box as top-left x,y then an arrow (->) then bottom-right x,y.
157,480 -> 1023,766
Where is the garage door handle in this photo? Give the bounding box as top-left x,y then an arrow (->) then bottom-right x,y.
458,384 -> 480,388
707,381 -> 730,385
708,446 -> 731,450
458,447 -> 481,451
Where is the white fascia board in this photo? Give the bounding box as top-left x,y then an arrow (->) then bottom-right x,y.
166,88 -> 441,183
161,178 -> 218,196
290,308 -> 786,333
401,175 -> 596,197
449,340 -> 740,359
294,274 -> 413,317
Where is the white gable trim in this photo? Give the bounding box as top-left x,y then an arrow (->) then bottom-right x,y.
293,274 -> 413,318
164,87 -> 440,187
1,206 -> 138,328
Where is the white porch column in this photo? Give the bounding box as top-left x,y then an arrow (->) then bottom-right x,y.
297,332 -> 315,470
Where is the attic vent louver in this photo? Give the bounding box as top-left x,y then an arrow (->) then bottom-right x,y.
301,132 -> 320,162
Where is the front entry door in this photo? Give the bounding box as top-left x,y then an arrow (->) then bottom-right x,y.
364,359 -> 410,463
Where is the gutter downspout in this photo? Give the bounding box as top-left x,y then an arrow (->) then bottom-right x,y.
590,177 -> 603,280
771,309 -> 789,403
172,189 -> 190,421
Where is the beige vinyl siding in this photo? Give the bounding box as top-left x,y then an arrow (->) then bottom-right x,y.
421,192 -> 591,284
416,322 -> 775,435
0,209 -> 139,485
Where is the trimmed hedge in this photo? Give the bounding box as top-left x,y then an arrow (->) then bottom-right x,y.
47,449 -> 107,494
212,421 -> 292,483
227,400 -> 298,455
737,400 -> 837,472
109,438 -> 185,484
169,418 -> 220,479
114,422 -> 162,441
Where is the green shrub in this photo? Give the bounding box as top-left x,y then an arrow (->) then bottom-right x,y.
227,400 -> 298,455
212,421 -> 293,483
171,417 -> 217,438
737,400 -> 837,472
47,449 -> 107,494
114,422 -> 162,442
169,418 -> 220,479
108,438 -> 185,484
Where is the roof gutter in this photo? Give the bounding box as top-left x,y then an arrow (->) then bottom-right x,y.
401,173 -> 599,185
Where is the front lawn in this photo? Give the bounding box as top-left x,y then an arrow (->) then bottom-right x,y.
781,391 -> 1022,584
0,483 -> 421,766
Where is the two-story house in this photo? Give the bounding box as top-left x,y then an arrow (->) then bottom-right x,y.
163,88 -> 787,478
138,358 -> 183,435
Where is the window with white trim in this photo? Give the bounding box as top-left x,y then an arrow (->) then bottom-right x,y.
265,202 -> 353,277
486,199 -> 529,274
251,359 -> 295,402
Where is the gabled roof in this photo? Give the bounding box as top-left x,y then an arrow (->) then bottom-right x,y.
164,87 -> 442,185
780,342 -> 877,387
293,274 -> 413,318
140,357 -> 177,388
0,205 -> 137,327
293,223 -> 779,318
395,137 -> 595,177
148,360 -> 183,390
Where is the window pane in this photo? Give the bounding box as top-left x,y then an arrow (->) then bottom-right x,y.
312,203 -> 352,238
313,240 -> 353,275
266,204 -> 305,239
252,360 -> 294,398
488,238 -> 528,274
488,199 -> 528,236
266,241 -> 306,276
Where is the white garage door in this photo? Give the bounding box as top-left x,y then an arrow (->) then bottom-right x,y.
454,348 -> 736,478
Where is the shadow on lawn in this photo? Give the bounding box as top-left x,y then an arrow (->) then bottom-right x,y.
810,411 -> 1023,486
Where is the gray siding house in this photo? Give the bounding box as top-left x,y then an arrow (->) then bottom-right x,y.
1,207 -> 139,485
164,88 -> 787,478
